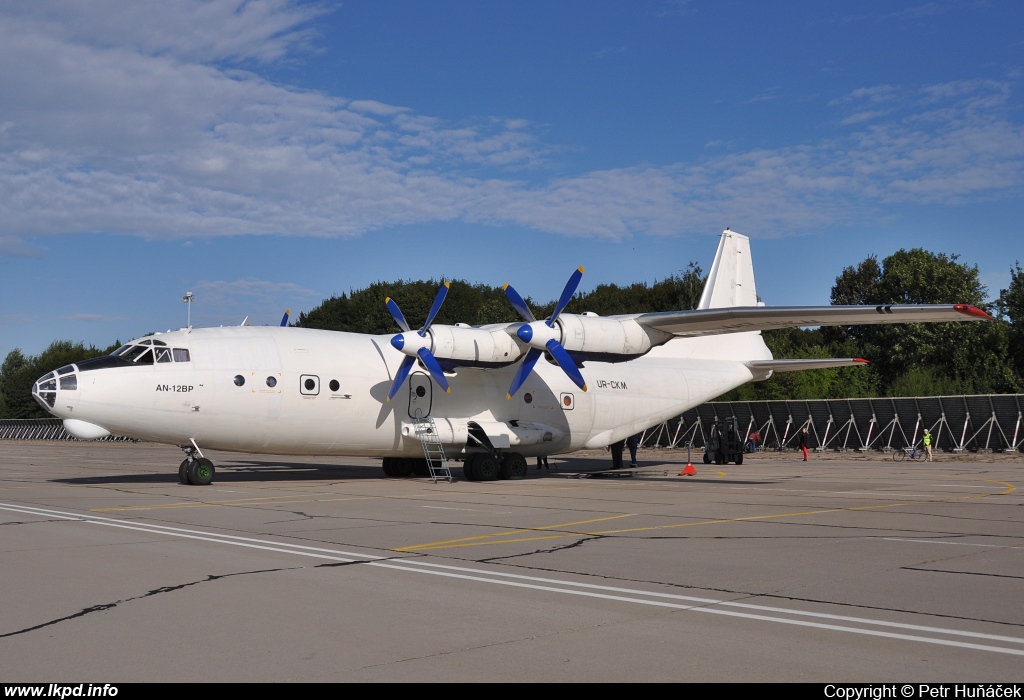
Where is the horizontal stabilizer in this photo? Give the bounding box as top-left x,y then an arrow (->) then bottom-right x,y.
747,358 -> 868,373
634,303 -> 991,337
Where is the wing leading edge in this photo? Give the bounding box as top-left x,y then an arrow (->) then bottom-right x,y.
633,303 -> 991,338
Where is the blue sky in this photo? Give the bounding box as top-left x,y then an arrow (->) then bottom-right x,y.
2,0 -> 1023,359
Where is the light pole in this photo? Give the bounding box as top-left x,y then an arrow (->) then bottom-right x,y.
182,291 -> 194,328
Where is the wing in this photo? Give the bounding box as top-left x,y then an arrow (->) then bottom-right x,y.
632,303 -> 991,337
747,358 -> 868,373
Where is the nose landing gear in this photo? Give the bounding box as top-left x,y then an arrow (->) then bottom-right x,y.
178,445 -> 215,486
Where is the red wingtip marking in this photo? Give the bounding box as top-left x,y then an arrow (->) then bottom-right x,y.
853,358 -> 869,364
953,304 -> 993,320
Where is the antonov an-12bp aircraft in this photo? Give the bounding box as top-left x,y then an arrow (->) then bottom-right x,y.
32,230 -> 990,485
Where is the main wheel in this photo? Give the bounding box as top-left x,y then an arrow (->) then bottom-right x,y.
475,454 -> 500,481
411,459 -> 431,477
715,452 -> 725,465
702,452 -> 712,464
500,453 -> 528,480
178,459 -> 191,484
392,458 -> 414,477
187,457 -> 215,486
382,457 -> 396,477
735,452 -> 743,465
462,454 -> 481,481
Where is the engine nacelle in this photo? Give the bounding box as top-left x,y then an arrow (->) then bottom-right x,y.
556,314 -> 663,357
428,325 -> 521,365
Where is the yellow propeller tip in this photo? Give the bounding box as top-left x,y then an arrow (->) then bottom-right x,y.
445,388 -> 451,394
502,283 -> 509,291
385,397 -> 390,403
578,265 -> 585,273
385,297 -> 392,303
506,393 -> 512,400
582,385 -> 588,392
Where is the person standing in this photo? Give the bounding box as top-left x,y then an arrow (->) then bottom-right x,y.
626,433 -> 641,468
536,455 -> 549,470
610,439 -> 625,469
923,429 -> 933,461
798,428 -> 809,461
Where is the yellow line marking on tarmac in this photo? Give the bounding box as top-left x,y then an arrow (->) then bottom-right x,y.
397,478 -> 1018,551
393,513 -> 635,552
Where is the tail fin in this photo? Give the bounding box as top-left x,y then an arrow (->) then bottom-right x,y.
697,229 -> 759,309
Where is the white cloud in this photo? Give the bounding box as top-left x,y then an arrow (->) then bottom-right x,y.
0,4 -> 1022,250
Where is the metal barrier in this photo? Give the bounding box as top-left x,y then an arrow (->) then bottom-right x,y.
0,419 -> 138,442
640,394 -> 1024,454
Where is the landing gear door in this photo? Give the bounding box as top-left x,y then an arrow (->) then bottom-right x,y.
408,372 -> 432,419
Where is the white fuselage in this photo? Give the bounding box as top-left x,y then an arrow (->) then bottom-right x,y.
41,325 -> 771,457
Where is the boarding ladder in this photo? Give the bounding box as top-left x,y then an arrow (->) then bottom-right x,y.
413,412 -> 452,483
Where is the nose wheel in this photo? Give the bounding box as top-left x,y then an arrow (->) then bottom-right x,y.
178,447 -> 215,486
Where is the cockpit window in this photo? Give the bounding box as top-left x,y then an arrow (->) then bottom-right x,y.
113,345 -> 132,356
152,339 -> 167,346
172,348 -> 191,362
60,375 -> 78,390
121,345 -> 153,364
155,348 -> 172,363
57,365 -> 75,375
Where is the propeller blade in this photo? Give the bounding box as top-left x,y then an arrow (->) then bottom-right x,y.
386,355 -> 416,402
548,266 -> 584,325
507,347 -> 542,399
417,347 -> 450,394
545,339 -> 587,391
280,310 -> 290,327
420,281 -> 451,334
502,283 -> 536,323
385,297 -> 411,333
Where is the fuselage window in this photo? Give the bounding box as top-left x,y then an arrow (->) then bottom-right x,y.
172,348 -> 191,362
266,376 -> 277,388
234,375 -> 245,387
59,375 -> 78,391
329,379 -> 340,392
155,348 -> 172,363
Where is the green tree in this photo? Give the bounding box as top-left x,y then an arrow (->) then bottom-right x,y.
997,262 -> 1024,382
830,249 -> 1019,395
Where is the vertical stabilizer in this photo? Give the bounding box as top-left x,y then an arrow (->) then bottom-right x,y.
697,229 -> 758,309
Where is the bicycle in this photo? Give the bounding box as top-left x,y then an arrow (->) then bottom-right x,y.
892,446 -> 924,462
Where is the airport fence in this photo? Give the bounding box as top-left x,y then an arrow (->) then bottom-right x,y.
0,419 -> 138,442
639,394 -> 1024,454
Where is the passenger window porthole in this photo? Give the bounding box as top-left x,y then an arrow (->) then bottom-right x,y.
305,378 -> 315,391
523,393 -> 533,404
415,385 -> 426,397
234,375 -> 245,387
266,376 -> 277,388
329,379 -> 340,392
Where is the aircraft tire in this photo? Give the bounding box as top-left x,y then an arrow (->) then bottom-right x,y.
735,453 -> 743,465
500,453 -> 528,480
462,454 -> 480,481
178,459 -> 191,485
187,458 -> 215,486
702,452 -> 712,465
475,455 -> 500,481
382,458 -> 395,477
411,459 -> 431,477
715,452 -> 725,466
392,458 -> 414,477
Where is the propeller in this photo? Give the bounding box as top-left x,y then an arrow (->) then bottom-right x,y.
503,267 -> 587,398
384,282 -> 452,402
280,309 -> 290,327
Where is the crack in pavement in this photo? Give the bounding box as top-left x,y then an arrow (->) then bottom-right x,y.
0,566 -> 300,640
901,567 -> 1024,580
478,535 -> 602,562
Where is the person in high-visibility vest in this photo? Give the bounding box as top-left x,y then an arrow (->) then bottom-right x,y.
923,428 -> 933,462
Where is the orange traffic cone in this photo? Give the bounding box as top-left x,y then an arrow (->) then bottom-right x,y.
680,463 -> 697,476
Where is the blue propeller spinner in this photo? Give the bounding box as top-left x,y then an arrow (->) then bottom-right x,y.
384,282 -> 452,402
503,267 -> 588,399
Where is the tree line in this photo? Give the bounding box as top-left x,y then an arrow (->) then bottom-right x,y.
3,250 -> 1023,419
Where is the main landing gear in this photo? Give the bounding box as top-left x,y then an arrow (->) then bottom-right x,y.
461,452 -> 528,482
178,446 -> 215,486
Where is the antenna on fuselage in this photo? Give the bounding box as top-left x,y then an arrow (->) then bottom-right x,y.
182,291 -> 195,328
